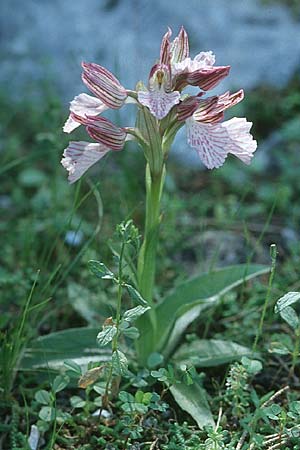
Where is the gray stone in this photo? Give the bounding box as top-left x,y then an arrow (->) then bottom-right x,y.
1,0 -> 300,99
2,0 -> 299,168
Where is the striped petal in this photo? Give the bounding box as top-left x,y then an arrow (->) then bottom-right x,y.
170,26 -> 189,63
138,90 -> 180,120
61,141 -> 110,183
160,28 -> 172,65
186,117 -> 257,169
176,94 -> 203,122
63,93 -> 108,133
82,62 -> 127,109
70,114 -> 126,151
193,90 -> 244,123
174,66 -> 230,91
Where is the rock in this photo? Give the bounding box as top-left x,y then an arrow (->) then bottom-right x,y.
1,0 -> 300,100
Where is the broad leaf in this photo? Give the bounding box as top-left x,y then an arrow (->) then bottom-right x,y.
20,328 -> 111,371
88,260 -> 114,280
125,284 -> 149,306
123,305 -> 150,323
97,325 -> 117,346
112,350 -> 128,376
173,339 -> 253,367
279,306 -> 299,330
151,264 -> 268,357
170,381 -> 214,429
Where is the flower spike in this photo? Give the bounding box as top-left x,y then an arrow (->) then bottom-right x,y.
61,27 -> 257,182
82,62 -> 127,109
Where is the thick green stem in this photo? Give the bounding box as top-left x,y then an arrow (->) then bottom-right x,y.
136,163 -> 166,362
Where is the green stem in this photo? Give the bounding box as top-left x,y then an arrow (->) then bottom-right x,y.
102,242 -> 125,410
136,163 -> 166,361
113,241 -> 125,352
253,244 -> 277,352
291,326 -> 300,376
138,164 -> 165,302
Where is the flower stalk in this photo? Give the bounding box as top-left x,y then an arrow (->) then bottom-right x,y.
135,164 -> 166,360
61,26 -> 259,362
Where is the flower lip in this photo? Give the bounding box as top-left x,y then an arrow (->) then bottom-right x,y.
61,141 -> 111,184
186,116 -> 257,169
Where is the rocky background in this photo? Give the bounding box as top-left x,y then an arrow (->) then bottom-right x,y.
1,0 -> 300,98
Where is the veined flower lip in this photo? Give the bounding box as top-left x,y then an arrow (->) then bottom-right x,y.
186,116 -> 257,169
61,141 -> 111,184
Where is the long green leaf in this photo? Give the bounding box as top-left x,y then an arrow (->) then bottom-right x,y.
173,339 -> 253,367
153,264 -> 268,356
170,381 -> 214,429
19,327 -> 111,371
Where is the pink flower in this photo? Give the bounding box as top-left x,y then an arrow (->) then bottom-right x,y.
61,27 -> 257,182
61,141 -> 111,184
137,27 -> 230,119
180,90 -> 257,168
137,64 -> 181,120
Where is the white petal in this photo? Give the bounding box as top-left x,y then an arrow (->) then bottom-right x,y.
63,93 -> 107,133
61,141 -> 110,183
222,117 -> 257,164
186,117 -> 257,169
138,90 -> 180,119
63,114 -> 81,133
194,51 -> 215,67
172,51 -> 215,75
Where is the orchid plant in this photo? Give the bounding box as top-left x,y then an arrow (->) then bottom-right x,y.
57,27 -> 268,426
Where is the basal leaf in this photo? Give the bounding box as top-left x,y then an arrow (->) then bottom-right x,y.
20,327 -> 111,371
170,381 -> 214,429
279,306 -> 299,330
173,339 -> 253,367
150,264 -> 268,357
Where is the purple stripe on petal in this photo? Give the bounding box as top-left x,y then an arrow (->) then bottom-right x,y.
160,28 -> 172,65
81,62 -> 127,109
186,117 -> 257,169
138,90 -> 180,120
170,26 -> 189,63
61,141 -> 110,183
